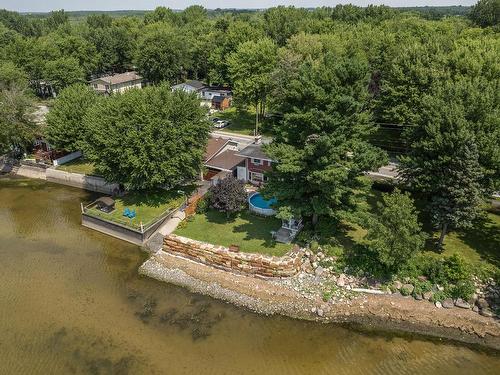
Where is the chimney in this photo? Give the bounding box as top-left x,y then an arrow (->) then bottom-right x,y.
254,135 -> 262,145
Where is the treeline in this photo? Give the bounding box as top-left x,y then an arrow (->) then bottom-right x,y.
1,3 -> 499,241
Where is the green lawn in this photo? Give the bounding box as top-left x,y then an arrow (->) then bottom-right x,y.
86,189 -> 187,229
57,158 -> 97,175
212,107 -> 256,136
327,190 -> 500,272
175,209 -> 292,256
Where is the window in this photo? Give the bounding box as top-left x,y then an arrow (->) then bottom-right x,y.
250,172 -> 264,182
252,158 -> 262,165
93,84 -> 98,89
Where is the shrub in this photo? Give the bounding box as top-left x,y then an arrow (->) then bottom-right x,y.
450,280 -> 475,300
400,285 -> 412,296
208,176 -> 247,217
195,195 -> 209,214
431,290 -> 449,303
310,240 -> 319,252
413,279 -> 432,297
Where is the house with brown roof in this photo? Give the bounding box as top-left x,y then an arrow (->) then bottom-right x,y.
90,71 -> 143,94
236,143 -> 274,185
203,137 -> 245,182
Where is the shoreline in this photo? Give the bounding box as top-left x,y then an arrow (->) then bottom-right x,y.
139,250 -> 500,351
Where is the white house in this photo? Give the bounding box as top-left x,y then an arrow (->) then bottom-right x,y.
90,71 -> 143,94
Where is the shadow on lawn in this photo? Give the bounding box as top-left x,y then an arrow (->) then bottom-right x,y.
120,185 -> 196,209
204,209 -> 280,249
456,213 -> 500,268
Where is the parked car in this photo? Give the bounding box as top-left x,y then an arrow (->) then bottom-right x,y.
213,120 -> 228,128
211,117 -> 220,123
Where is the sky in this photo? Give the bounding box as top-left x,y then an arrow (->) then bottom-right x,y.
2,1 -> 477,13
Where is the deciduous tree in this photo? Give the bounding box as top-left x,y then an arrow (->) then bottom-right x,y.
45,84 -> 99,152
208,175 -> 247,217
84,85 -> 209,189
228,38 -> 278,135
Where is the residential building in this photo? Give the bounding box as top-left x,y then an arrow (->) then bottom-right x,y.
172,81 -> 232,110
236,144 -> 273,185
203,137 -> 245,182
212,95 -> 231,111
90,71 -> 143,94
171,80 -> 206,94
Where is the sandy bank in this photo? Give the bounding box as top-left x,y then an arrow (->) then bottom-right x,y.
139,250 -> 500,350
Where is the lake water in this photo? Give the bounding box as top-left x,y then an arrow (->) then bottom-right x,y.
1,178 -> 499,374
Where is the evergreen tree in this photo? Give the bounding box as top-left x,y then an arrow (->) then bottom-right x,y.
262,52 -> 387,226
365,190 -> 427,273
399,88 -> 487,248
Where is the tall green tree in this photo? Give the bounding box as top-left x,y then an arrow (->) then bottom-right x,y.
399,86 -> 489,248
135,23 -> 189,84
469,0 -> 500,28
228,38 -> 278,135
365,190 -> 427,273
45,84 -> 99,152
263,6 -> 309,46
43,57 -> 85,93
84,85 -> 210,189
262,53 -> 387,226
0,65 -> 34,154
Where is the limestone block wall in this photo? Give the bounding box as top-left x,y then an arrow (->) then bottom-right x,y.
164,234 -> 303,278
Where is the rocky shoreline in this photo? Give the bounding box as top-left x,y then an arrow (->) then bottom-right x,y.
139,250 -> 500,351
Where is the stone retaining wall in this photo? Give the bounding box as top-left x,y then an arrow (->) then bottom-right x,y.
46,168 -> 119,194
163,234 -> 303,278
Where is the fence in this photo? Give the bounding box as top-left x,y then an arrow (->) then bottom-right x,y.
52,151 -> 82,166
81,200 -> 184,245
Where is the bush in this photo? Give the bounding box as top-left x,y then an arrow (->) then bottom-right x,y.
195,195 -> 209,214
310,240 -> 319,252
450,280 -> 475,300
431,290 -> 449,303
412,279 -> 432,296
208,176 -> 247,217
425,254 -> 471,285
400,285 -> 412,296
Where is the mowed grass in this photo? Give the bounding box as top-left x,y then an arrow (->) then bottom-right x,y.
213,107 -> 256,136
335,190 -> 500,271
57,158 -> 96,175
87,189 -> 187,229
175,209 -> 292,256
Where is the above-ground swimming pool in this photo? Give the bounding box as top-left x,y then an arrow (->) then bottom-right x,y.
248,192 -> 277,216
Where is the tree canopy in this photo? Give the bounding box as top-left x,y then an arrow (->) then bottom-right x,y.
262,51 -> 387,225
365,190 -> 427,273
83,85 -> 210,189
45,84 -> 99,152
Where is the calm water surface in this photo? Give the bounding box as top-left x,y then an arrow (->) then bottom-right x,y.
1,178 -> 499,375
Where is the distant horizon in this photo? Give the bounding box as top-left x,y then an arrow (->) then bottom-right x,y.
17,5 -> 474,14
2,1 -> 477,13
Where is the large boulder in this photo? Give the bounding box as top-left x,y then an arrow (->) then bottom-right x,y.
476,298 -> 489,309
442,298 -> 454,309
400,284 -> 414,296
454,298 -> 471,309
423,291 -> 434,301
